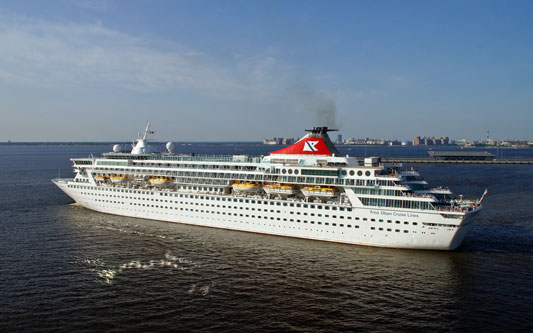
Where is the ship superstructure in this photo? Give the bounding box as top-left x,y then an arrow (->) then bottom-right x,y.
53,125 -> 483,250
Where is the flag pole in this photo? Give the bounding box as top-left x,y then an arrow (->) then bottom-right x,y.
478,188 -> 488,205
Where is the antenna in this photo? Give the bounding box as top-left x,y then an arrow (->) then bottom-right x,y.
141,121 -> 155,141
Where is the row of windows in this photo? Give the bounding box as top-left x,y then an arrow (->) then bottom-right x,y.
360,197 -> 435,210
352,187 -> 404,197
355,179 -> 396,187
88,157 -> 402,186
90,198 -> 418,235
370,227 -> 409,233
96,160 -> 128,166
89,168 -> 348,187
72,185 -> 425,230
86,170 -> 403,193
423,222 -> 458,228
133,162 -> 258,171
264,175 -> 344,185
77,187 -> 424,235
86,198 -> 364,230
301,169 -> 339,177
69,184 -> 353,210
73,159 -> 93,165
94,168 -> 259,181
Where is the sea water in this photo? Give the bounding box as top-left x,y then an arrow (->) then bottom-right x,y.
0,144 -> 532,331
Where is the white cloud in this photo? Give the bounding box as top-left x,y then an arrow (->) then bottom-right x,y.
0,14 -> 286,100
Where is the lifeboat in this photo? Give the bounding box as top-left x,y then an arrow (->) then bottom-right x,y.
110,174 -> 127,183
149,177 -> 171,187
94,175 -> 108,182
232,181 -> 260,192
301,185 -> 336,198
263,183 -> 296,196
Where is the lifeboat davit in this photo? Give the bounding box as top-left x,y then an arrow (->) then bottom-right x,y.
263,183 -> 296,196
232,182 -> 260,192
301,185 -> 336,198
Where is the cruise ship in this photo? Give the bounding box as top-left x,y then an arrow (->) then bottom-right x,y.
53,124 -> 485,250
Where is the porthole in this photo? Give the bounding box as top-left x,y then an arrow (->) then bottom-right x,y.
341,170 -> 347,176
282,169 -> 287,174
349,170 -> 355,176
294,170 -> 299,175
288,169 -> 293,174
357,170 -> 363,176
365,171 -> 371,176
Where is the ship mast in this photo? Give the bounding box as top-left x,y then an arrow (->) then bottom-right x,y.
141,121 -> 152,140
131,121 -> 155,155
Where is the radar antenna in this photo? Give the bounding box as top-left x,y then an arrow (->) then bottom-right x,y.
305,127 -> 338,134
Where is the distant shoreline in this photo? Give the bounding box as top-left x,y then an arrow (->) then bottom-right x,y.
0,141 -> 263,146
1,142 -> 530,148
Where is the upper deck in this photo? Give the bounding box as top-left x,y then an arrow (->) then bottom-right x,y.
102,152 -> 264,163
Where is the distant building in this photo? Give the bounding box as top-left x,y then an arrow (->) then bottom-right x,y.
414,136 -> 450,146
439,136 -> 450,145
428,151 -> 495,161
282,138 -> 295,145
344,137 -> 355,144
263,138 -> 279,145
263,137 -> 296,145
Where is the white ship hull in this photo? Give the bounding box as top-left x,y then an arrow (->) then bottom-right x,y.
53,179 -> 478,250
52,125 -> 483,251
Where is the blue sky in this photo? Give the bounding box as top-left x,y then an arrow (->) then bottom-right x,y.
0,0 -> 532,141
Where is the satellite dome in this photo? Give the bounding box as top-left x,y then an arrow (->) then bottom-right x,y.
166,141 -> 175,153
113,144 -> 122,153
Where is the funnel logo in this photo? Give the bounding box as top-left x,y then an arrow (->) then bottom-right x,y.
303,141 -> 319,152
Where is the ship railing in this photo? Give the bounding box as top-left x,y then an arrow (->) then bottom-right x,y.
403,192 -> 436,199
435,201 -> 480,213
151,154 -> 263,163
103,153 -> 264,163
378,174 -> 400,178
432,186 -> 450,191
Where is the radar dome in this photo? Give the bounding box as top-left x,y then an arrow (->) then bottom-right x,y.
113,144 -> 122,153
166,141 -> 175,153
